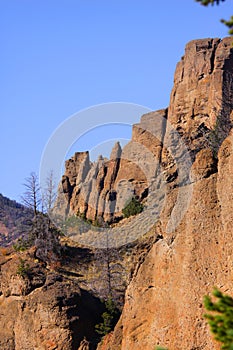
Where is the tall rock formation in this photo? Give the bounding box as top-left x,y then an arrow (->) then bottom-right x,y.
96,37 -> 233,350
54,108 -> 169,227
168,37 -> 233,153
55,38 -> 233,228
54,137 -> 151,224
2,37 -> 232,350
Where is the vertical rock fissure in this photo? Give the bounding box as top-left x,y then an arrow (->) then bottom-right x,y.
222,48 -> 233,122
209,38 -> 219,75
158,108 -> 168,170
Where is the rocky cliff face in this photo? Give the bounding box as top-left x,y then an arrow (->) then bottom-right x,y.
56,140 -> 151,224
0,229 -> 157,350
96,37 -> 233,350
168,37 -> 233,153
55,110 -> 169,229
1,37 -> 233,350
55,38 -> 233,229
0,247 -> 108,350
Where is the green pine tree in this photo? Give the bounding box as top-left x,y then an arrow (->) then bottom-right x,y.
196,0 -> 233,35
204,288 -> 233,350
122,197 -> 143,218
95,297 -> 120,337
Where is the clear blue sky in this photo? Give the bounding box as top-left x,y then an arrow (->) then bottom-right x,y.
1,0 -> 232,201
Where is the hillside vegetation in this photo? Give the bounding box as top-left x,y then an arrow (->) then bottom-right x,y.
0,193 -> 33,246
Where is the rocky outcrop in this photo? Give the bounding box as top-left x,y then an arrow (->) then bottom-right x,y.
55,38 -> 233,227
97,37 -> 233,350
54,139 -> 152,224
51,37 -> 233,350
0,250 -> 105,350
0,228 -> 159,350
168,37 -> 233,153
101,137 -> 233,350
2,37 -> 233,350
54,108 -> 169,226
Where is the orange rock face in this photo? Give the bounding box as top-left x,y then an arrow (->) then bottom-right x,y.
57,39 -> 233,227
168,37 -> 233,152
97,38 -> 233,350
51,37 -> 233,350
3,36 -> 233,350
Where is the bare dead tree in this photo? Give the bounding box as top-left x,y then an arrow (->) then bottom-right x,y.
42,170 -> 57,214
21,172 -> 41,217
94,233 -> 125,306
20,171 -> 61,261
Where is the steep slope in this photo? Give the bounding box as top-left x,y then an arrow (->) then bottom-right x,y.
97,37 -> 233,350
0,193 -> 33,246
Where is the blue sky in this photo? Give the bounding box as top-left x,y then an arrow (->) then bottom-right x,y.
1,0 -> 232,201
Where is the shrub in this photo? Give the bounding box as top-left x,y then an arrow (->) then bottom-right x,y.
13,238 -> 30,252
16,258 -> 30,278
122,197 -> 143,218
95,297 -> 120,337
206,114 -> 230,159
